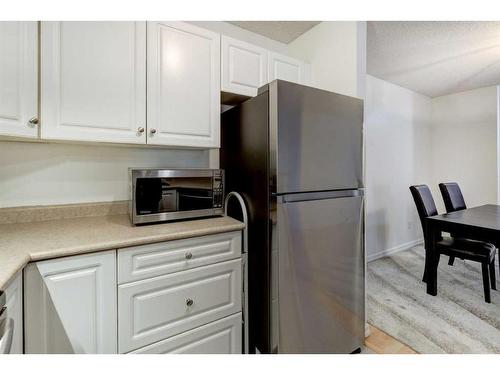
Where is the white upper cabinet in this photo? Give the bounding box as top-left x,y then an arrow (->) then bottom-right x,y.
40,21 -> 147,144
147,21 -> 220,148
1,22 -> 311,147
268,51 -> 308,85
0,21 -> 38,138
221,36 -> 268,97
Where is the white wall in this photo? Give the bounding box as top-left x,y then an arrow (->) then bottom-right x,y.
430,86 -> 498,212
0,141 -> 209,208
365,75 -> 433,261
288,22 -> 366,99
366,76 -> 499,261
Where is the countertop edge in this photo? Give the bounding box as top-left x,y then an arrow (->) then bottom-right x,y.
28,222 -> 245,261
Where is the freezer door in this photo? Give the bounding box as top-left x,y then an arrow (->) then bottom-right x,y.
270,80 -> 363,194
272,192 -> 365,353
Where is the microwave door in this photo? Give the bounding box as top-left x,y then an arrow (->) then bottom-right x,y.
159,189 -> 177,212
178,190 -> 213,211
136,178 -> 163,215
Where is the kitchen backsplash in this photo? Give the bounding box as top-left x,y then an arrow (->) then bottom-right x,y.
0,141 -> 216,208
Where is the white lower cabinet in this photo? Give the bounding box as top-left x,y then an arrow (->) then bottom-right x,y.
130,313 -> 242,354
20,231 -> 243,354
24,250 -> 117,354
3,272 -> 24,354
117,231 -> 241,284
118,258 -> 241,353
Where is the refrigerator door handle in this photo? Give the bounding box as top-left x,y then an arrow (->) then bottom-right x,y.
276,189 -> 364,203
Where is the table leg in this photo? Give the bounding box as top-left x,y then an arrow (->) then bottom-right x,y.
427,253 -> 439,296
425,220 -> 439,296
423,249 -> 430,283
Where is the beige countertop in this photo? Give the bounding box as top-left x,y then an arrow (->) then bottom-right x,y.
0,214 -> 245,291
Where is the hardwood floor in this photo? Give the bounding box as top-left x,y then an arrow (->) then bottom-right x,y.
364,324 -> 417,354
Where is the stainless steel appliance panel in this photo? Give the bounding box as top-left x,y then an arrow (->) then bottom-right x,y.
272,193 -> 364,353
221,92 -> 271,354
270,81 -> 364,194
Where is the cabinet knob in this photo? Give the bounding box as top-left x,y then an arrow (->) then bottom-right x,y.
186,298 -> 194,307
137,127 -> 145,134
185,252 -> 193,260
150,128 -> 157,134
28,116 -> 39,126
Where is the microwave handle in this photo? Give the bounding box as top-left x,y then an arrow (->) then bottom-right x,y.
178,194 -> 212,200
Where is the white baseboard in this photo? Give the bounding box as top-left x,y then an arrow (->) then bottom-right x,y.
367,238 -> 423,262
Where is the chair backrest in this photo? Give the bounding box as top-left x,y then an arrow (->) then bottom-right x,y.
439,182 -> 466,213
409,185 -> 438,237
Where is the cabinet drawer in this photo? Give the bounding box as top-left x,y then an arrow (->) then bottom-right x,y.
130,313 -> 242,354
118,231 -> 241,284
118,259 -> 241,353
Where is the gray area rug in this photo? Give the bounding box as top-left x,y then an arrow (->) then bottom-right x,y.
367,246 -> 500,353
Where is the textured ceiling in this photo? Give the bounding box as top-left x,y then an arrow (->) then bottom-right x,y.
367,21 -> 500,97
228,21 -> 320,44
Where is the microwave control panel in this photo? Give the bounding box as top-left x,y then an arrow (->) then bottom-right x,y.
213,170 -> 224,208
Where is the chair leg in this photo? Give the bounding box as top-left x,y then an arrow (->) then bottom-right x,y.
481,262 -> 491,303
490,260 -> 497,290
493,248 -> 500,282
448,256 -> 455,266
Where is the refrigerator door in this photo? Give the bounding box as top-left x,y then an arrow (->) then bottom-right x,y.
269,80 -> 364,194
271,191 -> 365,353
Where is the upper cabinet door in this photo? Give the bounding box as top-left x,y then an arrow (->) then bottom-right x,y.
41,22 -> 146,144
221,36 -> 268,97
0,21 -> 38,138
147,21 -> 220,148
268,51 -> 307,85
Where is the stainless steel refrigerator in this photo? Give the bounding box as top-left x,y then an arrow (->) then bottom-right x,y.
221,80 -> 364,354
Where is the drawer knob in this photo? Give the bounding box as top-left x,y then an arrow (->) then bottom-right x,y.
185,252 -> 193,260
186,298 -> 194,307
28,116 -> 39,126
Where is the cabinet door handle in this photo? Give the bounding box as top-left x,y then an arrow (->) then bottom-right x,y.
186,298 -> 194,307
150,128 -> 157,134
137,127 -> 145,134
28,116 -> 39,126
185,252 -> 193,260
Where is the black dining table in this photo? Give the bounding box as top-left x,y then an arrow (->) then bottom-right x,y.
425,204 -> 500,296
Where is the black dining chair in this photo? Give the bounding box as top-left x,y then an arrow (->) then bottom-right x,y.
410,184 -> 496,303
439,182 -> 466,212
439,182 -> 467,266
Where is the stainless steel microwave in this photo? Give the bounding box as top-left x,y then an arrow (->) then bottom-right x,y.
129,168 -> 224,225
